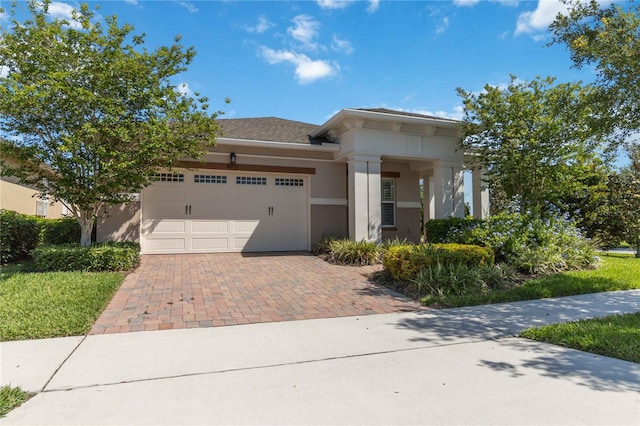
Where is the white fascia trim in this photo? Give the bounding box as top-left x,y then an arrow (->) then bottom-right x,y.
310,198 -> 348,206
216,137 -> 340,152
311,109 -> 461,138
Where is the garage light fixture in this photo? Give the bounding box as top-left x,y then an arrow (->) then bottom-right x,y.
230,152 -> 237,165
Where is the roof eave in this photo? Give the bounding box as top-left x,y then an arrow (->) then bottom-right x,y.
215,137 -> 340,152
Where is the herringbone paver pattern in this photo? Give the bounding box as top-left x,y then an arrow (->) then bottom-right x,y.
90,253 -> 425,335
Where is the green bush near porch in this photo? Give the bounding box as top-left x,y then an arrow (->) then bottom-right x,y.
383,243 -> 494,282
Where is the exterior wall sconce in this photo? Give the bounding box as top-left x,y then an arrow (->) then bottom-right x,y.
230,152 -> 236,165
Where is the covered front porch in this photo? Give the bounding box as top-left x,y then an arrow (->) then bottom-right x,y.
346,155 -> 489,243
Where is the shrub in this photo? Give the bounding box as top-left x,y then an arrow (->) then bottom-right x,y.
431,213 -> 599,274
33,242 -> 140,272
383,243 -> 494,281
459,213 -> 598,273
424,217 -> 482,243
411,262 -> 516,299
0,210 -> 39,264
36,216 -> 81,245
325,239 -> 382,266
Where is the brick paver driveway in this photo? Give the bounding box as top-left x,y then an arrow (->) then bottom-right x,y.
90,253 -> 425,334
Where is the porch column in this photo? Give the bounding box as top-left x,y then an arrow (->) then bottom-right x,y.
347,155 -> 382,242
433,161 -> 465,218
420,170 -> 434,226
472,166 -> 490,219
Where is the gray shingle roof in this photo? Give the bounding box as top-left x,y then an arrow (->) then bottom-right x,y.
218,117 -> 323,145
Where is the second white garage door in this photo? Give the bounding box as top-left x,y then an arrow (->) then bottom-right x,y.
141,170 -> 308,254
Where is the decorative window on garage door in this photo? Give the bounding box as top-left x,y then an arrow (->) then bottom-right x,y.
194,175 -> 227,184
236,176 -> 267,185
151,173 -> 184,182
275,178 -> 304,187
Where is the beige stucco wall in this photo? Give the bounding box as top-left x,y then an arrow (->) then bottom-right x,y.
0,178 -> 65,218
96,202 -> 141,243
310,204 -> 348,246
382,208 -> 421,243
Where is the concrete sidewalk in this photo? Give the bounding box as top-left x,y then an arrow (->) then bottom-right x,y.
2,290 -> 640,425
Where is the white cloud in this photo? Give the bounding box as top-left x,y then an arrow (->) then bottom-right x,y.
246,16 -> 274,34
288,15 -> 320,45
0,9 -> 7,22
515,0 -> 567,35
176,1 -> 198,13
123,0 -> 138,5
415,106 -> 465,121
47,2 -> 75,20
367,0 -> 380,13
436,17 -> 449,34
259,47 -> 338,84
45,2 -> 84,29
453,0 -> 480,6
176,83 -> 192,96
316,0 -> 353,10
331,35 -> 354,54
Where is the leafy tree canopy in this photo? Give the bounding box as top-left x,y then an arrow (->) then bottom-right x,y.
0,1 -> 226,245
550,0 -> 640,137
458,75 -> 612,219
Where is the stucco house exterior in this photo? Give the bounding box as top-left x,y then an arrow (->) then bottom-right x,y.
97,108 -> 489,254
0,159 -> 68,219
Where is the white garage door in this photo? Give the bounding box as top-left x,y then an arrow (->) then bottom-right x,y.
141,170 -> 308,254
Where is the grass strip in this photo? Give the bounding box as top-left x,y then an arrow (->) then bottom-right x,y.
0,385 -> 32,417
420,255 -> 640,308
0,263 -> 124,341
520,312 -> 640,363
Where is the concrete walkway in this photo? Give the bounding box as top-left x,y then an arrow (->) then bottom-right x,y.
2,290 -> 640,425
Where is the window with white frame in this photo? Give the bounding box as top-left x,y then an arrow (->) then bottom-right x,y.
381,178 -> 395,227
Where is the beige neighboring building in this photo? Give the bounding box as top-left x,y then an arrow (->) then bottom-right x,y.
98,108 -> 490,254
0,175 -> 68,218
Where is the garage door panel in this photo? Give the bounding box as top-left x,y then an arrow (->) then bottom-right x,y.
142,171 -> 308,254
145,238 -> 186,252
191,221 -> 229,233
191,237 -> 230,251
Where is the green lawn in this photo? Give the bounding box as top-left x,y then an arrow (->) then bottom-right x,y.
0,385 -> 32,417
421,254 -> 640,308
520,312 -> 640,363
0,263 -> 124,341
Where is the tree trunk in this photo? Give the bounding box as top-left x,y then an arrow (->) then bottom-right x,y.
78,216 -> 94,247
636,241 -> 640,259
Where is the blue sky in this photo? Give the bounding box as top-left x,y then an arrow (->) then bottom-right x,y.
1,0 -> 602,125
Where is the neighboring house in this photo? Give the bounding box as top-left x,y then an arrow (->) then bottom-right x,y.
97,108 -> 489,254
0,175 -> 68,219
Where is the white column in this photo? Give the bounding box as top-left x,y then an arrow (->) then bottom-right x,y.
472,167 -> 490,219
367,159 -> 382,242
347,155 -> 381,242
432,161 -> 465,218
452,166 -> 465,218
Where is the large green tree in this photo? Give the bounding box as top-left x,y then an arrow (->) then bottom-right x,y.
607,144 -> 640,257
550,0 -> 640,138
458,75 -> 610,219
0,1 -> 224,246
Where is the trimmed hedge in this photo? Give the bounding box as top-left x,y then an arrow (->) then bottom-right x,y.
424,217 -> 482,244
383,243 -> 494,281
33,242 -> 140,272
36,216 -> 81,245
0,210 -> 40,264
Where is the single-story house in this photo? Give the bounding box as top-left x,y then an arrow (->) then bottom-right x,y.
98,108 -> 489,254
